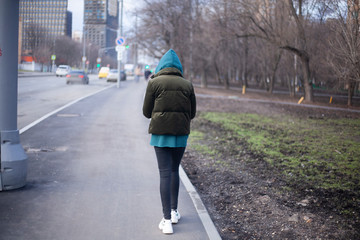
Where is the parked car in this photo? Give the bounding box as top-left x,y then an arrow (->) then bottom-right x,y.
66,70 -> 89,85
106,69 -> 126,82
56,65 -> 71,77
98,67 -> 110,79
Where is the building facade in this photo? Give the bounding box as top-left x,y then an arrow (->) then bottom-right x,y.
20,0 -> 71,54
66,10 -> 72,38
84,0 -> 118,56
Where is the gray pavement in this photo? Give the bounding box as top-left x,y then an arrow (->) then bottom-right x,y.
0,80 -> 217,239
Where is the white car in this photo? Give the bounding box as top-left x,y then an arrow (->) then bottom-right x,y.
106,69 -> 126,82
56,65 -> 71,77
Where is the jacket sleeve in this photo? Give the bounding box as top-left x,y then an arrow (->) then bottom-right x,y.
190,84 -> 196,119
142,81 -> 155,119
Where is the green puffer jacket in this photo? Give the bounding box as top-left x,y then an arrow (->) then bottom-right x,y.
142,67 -> 196,135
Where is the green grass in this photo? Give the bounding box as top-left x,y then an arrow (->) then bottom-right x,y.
190,112 -> 360,192
189,130 -> 218,156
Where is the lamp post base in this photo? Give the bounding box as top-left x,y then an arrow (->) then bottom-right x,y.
0,130 -> 28,191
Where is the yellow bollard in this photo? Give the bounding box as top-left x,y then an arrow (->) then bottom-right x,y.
329,96 -> 333,104
298,96 -> 304,104
242,85 -> 246,95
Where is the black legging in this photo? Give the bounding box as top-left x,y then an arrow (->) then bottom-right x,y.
154,146 -> 186,220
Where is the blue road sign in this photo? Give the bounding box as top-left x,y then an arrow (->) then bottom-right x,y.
116,37 -> 125,46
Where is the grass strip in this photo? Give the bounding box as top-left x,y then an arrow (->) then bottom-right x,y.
190,112 -> 360,193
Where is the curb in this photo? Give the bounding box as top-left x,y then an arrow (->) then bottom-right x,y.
18,73 -> 54,78
179,166 -> 222,240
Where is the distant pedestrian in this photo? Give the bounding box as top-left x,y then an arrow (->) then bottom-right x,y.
142,49 -> 196,235
134,65 -> 141,82
144,69 -> 152,81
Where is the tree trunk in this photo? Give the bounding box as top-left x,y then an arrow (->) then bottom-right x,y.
268,52 -> 282,93
269,75 -> 275,93
286,0 -> 313,102
287,76 -> 295,97
201,68 -> 208,88
243,36 -> 249,88
300,55 -> 313,102
348,81 -> 355,106
214,61 -> 221,84
224,67 -> 230,90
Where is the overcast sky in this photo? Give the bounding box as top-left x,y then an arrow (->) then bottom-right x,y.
67,0 -> 143,33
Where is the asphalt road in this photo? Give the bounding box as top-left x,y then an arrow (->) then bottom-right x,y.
0,74 -> 216,240
18,74 -> 111,130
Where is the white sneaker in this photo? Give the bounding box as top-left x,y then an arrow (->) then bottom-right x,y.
158,218 -> 173,234
171,210 -> 181,224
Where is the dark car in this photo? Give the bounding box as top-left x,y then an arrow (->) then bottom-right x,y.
66,70 -> 89,85
106,69 -> 126,82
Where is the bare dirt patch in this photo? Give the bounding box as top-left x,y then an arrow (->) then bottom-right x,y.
181,87 -> 360,240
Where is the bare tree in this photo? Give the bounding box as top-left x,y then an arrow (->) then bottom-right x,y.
231,0 -> 319,101
135,0 -> 191,59
24,23 -> 53,65
132,0 -> 342,102
33,46 -> 52,65
328,0 -> 360,106
54,36 -> 82,67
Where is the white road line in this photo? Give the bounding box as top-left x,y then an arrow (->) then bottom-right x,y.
20,85 -> 114,134
179,166 -> 222,240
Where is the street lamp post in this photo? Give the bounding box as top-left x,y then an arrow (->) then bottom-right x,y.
0,0 -> 28,191
82,27 -> 86,71
117,0 -> 123,88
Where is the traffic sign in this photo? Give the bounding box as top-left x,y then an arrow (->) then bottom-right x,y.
115,36 -> 125,46
82,56 -> 86,62
117,50 -> 126,61
116,45 -> 125,52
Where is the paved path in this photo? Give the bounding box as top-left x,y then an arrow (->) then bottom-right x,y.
196,93 -> 360,113
0,80 -> 219,240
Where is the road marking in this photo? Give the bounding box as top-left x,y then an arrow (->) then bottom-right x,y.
179,166 -> 222,240
20,85 -> 114,134
56,113 -> 81,118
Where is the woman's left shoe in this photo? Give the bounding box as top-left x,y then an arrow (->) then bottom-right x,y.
171,209 -> 181,224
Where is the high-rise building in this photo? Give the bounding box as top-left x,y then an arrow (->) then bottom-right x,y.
84,0 -> 118,55
19,0 -> 71,54
66,10 -> 72,38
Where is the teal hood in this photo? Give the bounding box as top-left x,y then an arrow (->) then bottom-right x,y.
155,49 -> 183,74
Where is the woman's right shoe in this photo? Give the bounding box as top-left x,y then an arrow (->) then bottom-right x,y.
158,218 -> 173,234
171,209 -> 181,224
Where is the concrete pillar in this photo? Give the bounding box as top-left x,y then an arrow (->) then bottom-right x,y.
0,0 -> 28,191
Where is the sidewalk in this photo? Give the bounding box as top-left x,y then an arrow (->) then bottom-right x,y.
0,81 -> 220,240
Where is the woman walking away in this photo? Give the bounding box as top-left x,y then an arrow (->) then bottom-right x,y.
142,49 -> 196,235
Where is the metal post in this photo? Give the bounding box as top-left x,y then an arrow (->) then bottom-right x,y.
134,13 -> 138,67
117,0 -> 123,89
82,26 -> 86,71
189,0 -> 193,82
0,0 -> 28,191
52,38 -> 56,72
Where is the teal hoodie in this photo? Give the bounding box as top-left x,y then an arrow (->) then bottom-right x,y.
155,49 -> 183,74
